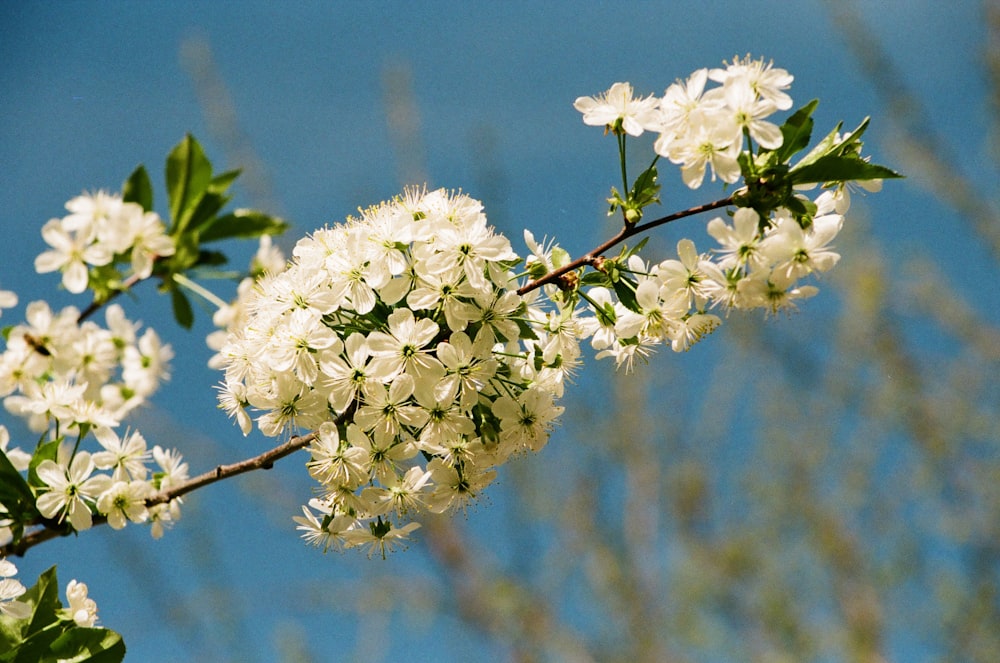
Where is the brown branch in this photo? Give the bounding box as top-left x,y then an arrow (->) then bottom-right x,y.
146,430 -> 317,507
76,272 -> 147,323
2,430 -> 318,557
516,195 -> 735,295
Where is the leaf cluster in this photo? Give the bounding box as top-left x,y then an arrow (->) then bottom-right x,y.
734,100 -> 903,224
122,134 -> 288,328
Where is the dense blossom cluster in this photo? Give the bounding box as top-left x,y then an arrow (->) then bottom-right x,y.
0,191 -> 188,546
214,189 -> 569,554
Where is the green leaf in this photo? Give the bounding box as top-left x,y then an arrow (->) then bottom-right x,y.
772,99 -> 818,164
0,615 -> 21,657
199,209 -> 289,243
164,232 -> 200,275
208,168 -> 241,195
512,303 -> 538,341
186,192 -> 233,234
792,122 -> 844,170
791,154 -> 903,185
629,161 -> 661,208
170,288 -> 194,330
579,270 -> 611,287
0,566 -> 124,662
27,440 -> 61,489
121,165 -> 153,212
49,627 -> 125,663
23,567 -> 62,639
611,276 -> 639,312
165,135 -> 213,235
832,116 -> 871,156
0,450 -> 38,527
195,250 -> 229,268
737,150 -> 756,179
0,451 -> 33,505
784,195 -> 818,227
617,237 -> 649,261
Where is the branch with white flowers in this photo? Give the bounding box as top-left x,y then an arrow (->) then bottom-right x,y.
0,56 -> 900,659
1,192 -> 738,560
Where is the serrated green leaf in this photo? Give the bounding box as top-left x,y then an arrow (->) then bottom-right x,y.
24,567 -> 62,637
791,155 -> 903,185
513,316 -> 538,342
199,209 -> 289,243
617,237 -> 649,261
579,270 -> 611,287
772,99 -> 818,164
0,450 -> 37,525
611,276 -> 639,312
2,566 -> 79,663
121,166 -> 153,212
208,168 -> 241,195
793,122 -> 844,169
27,440 -> 61,489
171,288 -> 194,329
629,161 -> 661,208
0,451 -> 33,503
784,195 -> 818,227
0,614 -> 22,656
186,192 -> 232,233
165,135 -> 212,235
737,150 -> 756,178
49,627 -> 125,663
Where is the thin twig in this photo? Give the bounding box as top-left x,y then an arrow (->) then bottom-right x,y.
516,195 -> 734,295
2,431 -> 318,557
146,430 -> 318,507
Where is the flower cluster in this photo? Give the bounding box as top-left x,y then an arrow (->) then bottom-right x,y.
567,61 -> 863,368
577,188 -> 847,369
1,301 -> 173,431
0,57 -> 888,566
34,191 -> 175,294
206,235 -> 288,373
215,188 -> 573,554
0,191 -> 190,546
0,295 -> 187,539
575,56 -> 792,188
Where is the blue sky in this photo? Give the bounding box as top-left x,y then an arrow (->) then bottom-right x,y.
1,2 -> 994,661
